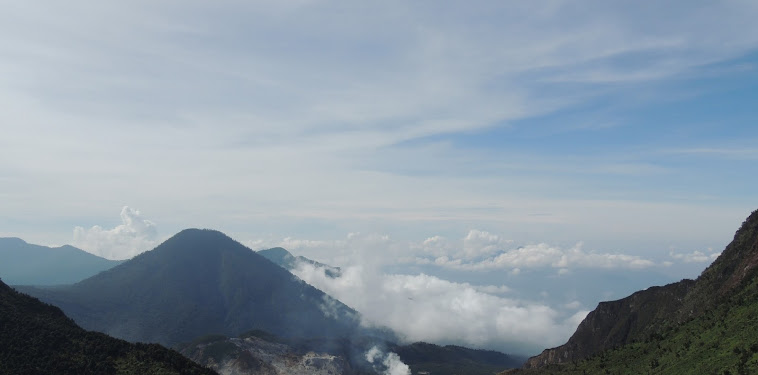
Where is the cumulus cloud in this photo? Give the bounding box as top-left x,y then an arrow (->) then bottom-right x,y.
463,230 -> 513,259
292,261 -> 588,354
416,230 -> 513,260
72,206 -> 159,260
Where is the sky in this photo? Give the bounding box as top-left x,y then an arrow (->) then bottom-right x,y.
2,0 -> 758,355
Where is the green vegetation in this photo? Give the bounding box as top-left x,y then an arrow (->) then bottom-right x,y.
0,278 -> 216,375
511,209 -> 758,375
514,270 -> 758,375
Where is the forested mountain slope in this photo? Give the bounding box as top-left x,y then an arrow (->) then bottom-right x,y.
0,278 -> 215,375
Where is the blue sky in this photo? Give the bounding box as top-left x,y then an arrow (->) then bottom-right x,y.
2,0 -> 758,354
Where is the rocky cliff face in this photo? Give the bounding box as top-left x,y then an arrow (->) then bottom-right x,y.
525,209 -> 758,369
523,280 -> 694,368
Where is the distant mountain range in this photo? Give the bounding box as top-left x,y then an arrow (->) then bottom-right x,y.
0,278 -> 215,375
509,209 -> 758,374
11,229 -> 526,374
17,229 -> 375,348
258,247 -> 342,278
0,237 -> 122,285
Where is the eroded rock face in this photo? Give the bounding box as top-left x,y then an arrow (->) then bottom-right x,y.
183,336 -> 347,375
523,280 -> 693,368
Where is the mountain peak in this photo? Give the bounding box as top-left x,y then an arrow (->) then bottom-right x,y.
20,228 -> 364,347
258,247 -> 343,278
258,247 -> 296,263
142,228 -> 247,259
169,228 -> 231,242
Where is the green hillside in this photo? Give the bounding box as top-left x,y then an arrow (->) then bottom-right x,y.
0,278 -> 215,375
513,271 -> 758,375
511,209 -> 758,374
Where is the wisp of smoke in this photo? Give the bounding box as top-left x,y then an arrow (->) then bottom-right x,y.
364,345 -> 411,375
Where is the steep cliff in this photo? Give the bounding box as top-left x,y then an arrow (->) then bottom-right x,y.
525,209 -> 758,368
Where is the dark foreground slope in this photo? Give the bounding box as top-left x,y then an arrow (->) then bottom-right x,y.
517,209 -> 758,374
0,278 -> 215,375
0,238 -> 122,285
18,229 -> 367,347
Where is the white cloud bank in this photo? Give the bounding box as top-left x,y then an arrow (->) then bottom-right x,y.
412,230 -> 656,271
293,261 -> 588,354
669,248 -> 721,263
422,241 -> 655,271
257,230 -> 660,272
72,206 -> 159,260
257,230 -> 716,353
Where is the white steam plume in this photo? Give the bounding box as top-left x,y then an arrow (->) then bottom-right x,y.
365,346 -> 411,375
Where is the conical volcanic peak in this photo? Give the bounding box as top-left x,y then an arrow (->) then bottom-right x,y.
19,228 -> 364,347
142,228 -> 248,257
